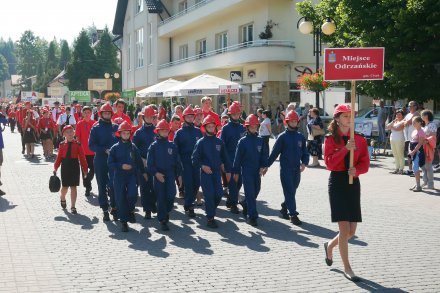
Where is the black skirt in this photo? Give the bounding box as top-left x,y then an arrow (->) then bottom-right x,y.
61,158 -> 80,187
40,129 -> 53,140
328,171 -> 362,222
23,129 -> 37,143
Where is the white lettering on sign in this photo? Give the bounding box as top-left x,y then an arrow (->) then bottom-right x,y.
335,63 -> 378,69
342,55 -> 371,62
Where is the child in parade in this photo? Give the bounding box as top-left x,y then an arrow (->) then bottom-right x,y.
88,103 -> 119,221
147,119 -> 183,231
54,125 -> 88,214
232,114 -> 268,226
108,121 -> 145,232
75,106 -> 96,197
174,106 -> 202,217
22,110 -> 38,158
168,115 -> 184,198
133,106 -> 158,219
408,116 -> 426,192
267,110 -> 309,225
192,115 -> 231,228
220,102 -> 246,214
323,104 -> 369,282
38,109 -> 57,159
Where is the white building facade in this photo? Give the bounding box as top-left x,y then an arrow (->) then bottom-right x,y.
113,0 -> 332,113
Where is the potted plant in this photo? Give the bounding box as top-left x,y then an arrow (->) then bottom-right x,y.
297,70 -> 331,92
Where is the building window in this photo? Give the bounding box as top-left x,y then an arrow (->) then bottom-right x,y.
216,32 -> 228,52
179,44 -> 188,59
196,39 -> 207,58
127,34 -> 131,71
136,0 -> 143,14
240,23 -> 254,44
178,1 -> 187,12
148,23 -> 153,65
136,28 -> 144,68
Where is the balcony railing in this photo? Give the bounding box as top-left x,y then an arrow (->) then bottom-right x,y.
159,0 -> 215,26
159,40 -> 295,69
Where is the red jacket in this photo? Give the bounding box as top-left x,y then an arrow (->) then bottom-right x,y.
75,119 -> 96,156
158,108 -> 167,120
22,117 -> 38,130
324,131 -> 370,177
54,140 -> 88,174
112,112 -> 131,124
74,112 -> 82,122
38,117 -> 57,133
7,110 -> 16,119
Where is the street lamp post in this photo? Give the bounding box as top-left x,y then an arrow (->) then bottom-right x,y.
102,73 -> 120,102
297,16 -> 336,108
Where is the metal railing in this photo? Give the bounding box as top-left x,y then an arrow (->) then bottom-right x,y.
158,40 -> 295,69
159,0 -> 215,26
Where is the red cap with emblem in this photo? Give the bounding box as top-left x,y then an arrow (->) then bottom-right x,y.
333,104 -> 351,117
245,114 -> 260,126
100,103 -> 114,114
182,106 -> 195,117
228,102 -> 241,115
154,119 -> 170,133
62,125 -> 74,134
202,114 -> 217,127
117,121 -> 132,133
284,110 -> 299,122
143,105 -> 157,117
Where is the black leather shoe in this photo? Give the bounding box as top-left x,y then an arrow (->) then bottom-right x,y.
121,222 -> 129,232
280,206 -> 289,219
85,188 -> 91,197
207,218 -> 218,228
185,208 -> 196,218
239,201 -> 247,217
0,189 -> 6,196
160,221 -> 170,231
103,211 -> 110,222
247,218 -> 258,227
144,211 -> 152,220
128,212 -> 136,223
230,205 -> 239,214
344,271 -> 361,282
290,215 -> 302,225
324,242 -> 333,266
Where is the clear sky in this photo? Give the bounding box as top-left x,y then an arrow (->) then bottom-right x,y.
0,0 -> 119,44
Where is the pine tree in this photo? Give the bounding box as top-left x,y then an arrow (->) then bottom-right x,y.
0,38 -> 17,75
66,30 -> 97,91
59,40 -> 70,70
0,54 -> 9,82
94,27 -> 121,92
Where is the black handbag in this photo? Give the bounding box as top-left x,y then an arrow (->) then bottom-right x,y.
49,171 -> 61,193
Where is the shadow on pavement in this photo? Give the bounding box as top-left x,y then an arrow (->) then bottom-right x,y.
299,222 -> 368,247
108,221 -> 170,258
0,197 -> 17,212
54,209 -> 99,230
85,193 -> 100,207
330,268 -> 409,292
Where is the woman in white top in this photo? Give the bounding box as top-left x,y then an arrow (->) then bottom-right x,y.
421,110 -> 437,189
259,110 -> 272,152
386,109 -> 405,174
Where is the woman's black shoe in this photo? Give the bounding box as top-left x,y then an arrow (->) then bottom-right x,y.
207,219 -> 218,228
103,211 -> 110,222
324,242 -> 333,266
344,272 -> 361,282
0,189 -> 5,196
121,222 -> 129,232
247,218 -> 258,227
160,222 -> 169,231
128,212 -> 136,223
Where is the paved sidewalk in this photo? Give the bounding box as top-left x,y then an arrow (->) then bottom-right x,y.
0,129 -> 439,292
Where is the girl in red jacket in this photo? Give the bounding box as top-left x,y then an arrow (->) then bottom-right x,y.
323,104 -> 370,282
54,125 -> 88,214
38,109 -> 57,159
22,110 -> 38,158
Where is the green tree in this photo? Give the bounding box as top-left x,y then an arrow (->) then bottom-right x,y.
16,31 -> 48,90
59,40 -> 70,70
0,54 -> 9,81
0,38 -> 17,75
34,39 -> 61,93
296,0 -> 440,102
66,30 -> 97,91
94,27 -> 121,92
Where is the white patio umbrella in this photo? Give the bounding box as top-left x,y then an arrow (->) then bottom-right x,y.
163,73 -> 247,97
136,78 -> 182,98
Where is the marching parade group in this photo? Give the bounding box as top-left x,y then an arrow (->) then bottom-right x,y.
1,96 -> 371,282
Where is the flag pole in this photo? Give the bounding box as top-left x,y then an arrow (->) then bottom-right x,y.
349,80 -> 356,184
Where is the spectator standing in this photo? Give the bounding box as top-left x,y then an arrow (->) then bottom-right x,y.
386,109 -> 405,174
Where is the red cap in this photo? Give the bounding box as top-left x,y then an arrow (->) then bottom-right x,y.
100,103 -> 114,114
285,110 -> 299,122
62,125 -> 74,134
154,119 -> 170,133
182,106 -> 195,117
143,105 -> 157,117
202,114 -> 217,127
333,104 -> 351,117
194,107 -> 202,115
245,114 -> 260,126
113,117 -> 124,125
228,102 -> 241,115
117,121 -> 132,133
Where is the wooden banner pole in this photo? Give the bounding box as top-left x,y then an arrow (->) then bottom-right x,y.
349,80 -> 356,184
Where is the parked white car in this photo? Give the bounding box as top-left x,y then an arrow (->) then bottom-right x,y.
354,106 -> 394,137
